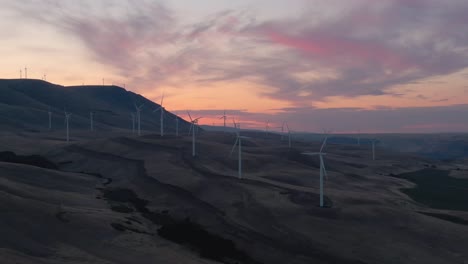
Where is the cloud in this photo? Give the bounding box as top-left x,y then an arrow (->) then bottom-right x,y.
13,1 -> 468,96
201,103 -> 468,133
7,0 -> 468,132
238,0 -> 468,101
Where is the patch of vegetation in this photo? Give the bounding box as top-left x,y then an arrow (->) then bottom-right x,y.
103,188 -> 149,213
103,188 -> 259,264
55,211 -> 70,223
158,217 -> 257,263
110,223 -> 152,235
393,169 -> 468,211
419,212 -> 468,226
0,151 -> 58,170
111,205 -> 134,213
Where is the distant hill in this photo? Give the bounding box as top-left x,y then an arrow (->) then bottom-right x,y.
0,79 -> 191,133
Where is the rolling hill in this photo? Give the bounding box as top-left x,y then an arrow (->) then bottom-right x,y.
0,79 -> 191,133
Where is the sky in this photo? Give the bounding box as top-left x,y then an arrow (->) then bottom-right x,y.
1,0 -> 468,133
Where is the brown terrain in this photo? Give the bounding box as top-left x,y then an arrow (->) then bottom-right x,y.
1,128 -> 468,264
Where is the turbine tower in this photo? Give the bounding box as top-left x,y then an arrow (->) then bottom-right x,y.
219,110 -> 227,133
20,69 -> 22,79
134,103 -> 144,136
153,94 -> 165,137
230,122 -> 249,179
64,111 -> 72,142
281,122 -> 286,141
25,67 -> 27,79
302,135 -> 329,207
188,111 -> 202,157
265,120 -> 270,136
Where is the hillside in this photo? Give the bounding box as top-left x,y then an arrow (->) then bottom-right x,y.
0,79 -> 191,133
0,130 -> 467,264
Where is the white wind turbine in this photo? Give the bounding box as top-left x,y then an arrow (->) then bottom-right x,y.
219,110 -> 227,133
153,94 -> 165,137
232,119 -> 241,134
302,134 -> 329,208
230,122 -> 249,179
134,103 -> 144,136
187,111 -> 202,157
265,120 -> 270,136
64,111 -> 72,142
280,121 -> 286,141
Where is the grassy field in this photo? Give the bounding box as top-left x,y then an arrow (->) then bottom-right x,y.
395,169 -> 468,211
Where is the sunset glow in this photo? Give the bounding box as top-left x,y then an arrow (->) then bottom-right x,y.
1,0 -> 468,133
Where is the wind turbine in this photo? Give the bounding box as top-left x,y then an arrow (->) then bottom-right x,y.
153,94 -> 165,137
230,122 -> 249,179
265,120 -> 270,136
232,119 -> 241,132
25,67 -> 27,79
20,69 -> 22,79
281,122 -> 286,141
64,111 -> 72,142
188,111 -> 202,157
134,103 -> 144,136
219,110 -> 227,133
302,135 -> 329,208
90,111 -> 95,131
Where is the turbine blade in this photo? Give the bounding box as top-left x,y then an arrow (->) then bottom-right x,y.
230,138 -> 239,157
187,111 -> 193,122
320,136 -> 328,153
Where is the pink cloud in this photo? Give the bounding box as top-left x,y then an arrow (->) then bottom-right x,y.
265,29 -> 413,70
